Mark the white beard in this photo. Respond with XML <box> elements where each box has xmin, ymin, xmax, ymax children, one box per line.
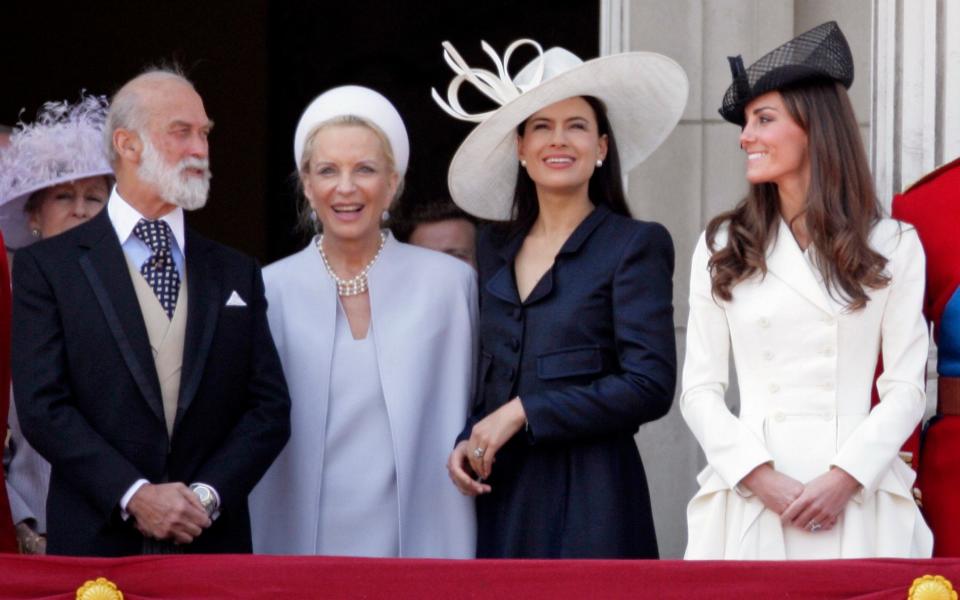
<box><xmin>138</xmin><ymin>137</ymin><xmax>211</xmax><ymax>211</ymax></box>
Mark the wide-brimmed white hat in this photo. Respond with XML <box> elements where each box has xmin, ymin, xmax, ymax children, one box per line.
<box><xmin>433</xmin><ymin>39</ymin><xmax>688</xmax><ymax>220</ymax></box>
<box><xmin>293</xmin><ymin>85</ymin><xmax>410</xmax><ymax>176</ymax></box>
<box><xmin>0</xmin><ymin>94</ymin><xmax>112</xmax><ymax>248</ymax></box>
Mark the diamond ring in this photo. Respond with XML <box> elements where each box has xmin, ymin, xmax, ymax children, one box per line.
<box><xmin>473</xmin><ymin>447</ymin><xmax>486</xmax><ymax>459</ymax></box>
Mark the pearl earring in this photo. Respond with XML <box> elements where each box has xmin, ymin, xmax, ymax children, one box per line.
<box><xmin>381</xmin><ymin>209</ymin><xmax>390</xmax><ymax>222</ymax></box>
<box><xmin>31</xmin><ymin>228</ymin><xmax>41</xmax><ymax>239</ymax></box>
<box><xmin>519</xmin><ymin>159</ymin><xmax>527</xmax><ymax>168</ymax></box>
<box><xmin>596</xmin><ymin>159</ymin><xmax>603</xmax><ymax>168</ymax></box>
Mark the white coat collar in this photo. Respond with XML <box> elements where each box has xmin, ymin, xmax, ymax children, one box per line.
<box><xmin>764</xmin><ymin>218</ymin><xmax>836</xmax><ymax>315</ymax></box>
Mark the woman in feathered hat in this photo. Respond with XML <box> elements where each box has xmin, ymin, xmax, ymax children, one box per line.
<box><xmin>681</xmin><ymin>22</ymin><xmax>932</xmax><ymax>559</ymax></box>
<box><xmin>0</xmin><ymin>95</ymin><xmax>113</xmax><ymax>249</ymax></box>
<box><xmin>0</xmin><ymin>94</ymin><xmax>113</xmax><ymax>554</ymax></box>
<box><xmin>435</xmin><ymin>39</ymin><xmax>687</xmax><ymax>558</ymax></box>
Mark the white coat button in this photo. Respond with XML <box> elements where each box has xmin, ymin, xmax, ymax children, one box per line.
<box><xmin>822</xmin><ymin>412</ymin><xmax>833</xmax><ymax>421</ymax></box>
<box><xmin>759</xmin><ymin>317</ymin><xmax>771</xmax><ymax>329</ymax></box>
<box><xmin>773</xmin><ymin>411</ymin><xmax>786</xmax><ymax>422</ymax></box>
<box><xmin>821</xmin><ymin>315</ymin><xmax>835</xmax><ymax>325</ymax></box>
<box><xmin>768</xmin><ymin>383</ymin><xmax>780</xmax><ymax>393</ymax></box>
<box><xmin>763</xmin><ymin>350</ymin><xmax>775</xmax><ymax>361</ymax></box>
<box><xmin>822</xmin><ymin>381</ymin><xmax>834</xmax><ymax>391</ymax></box>
<box><xmin>822</xmin><ymin>346</ymin><xmax>835</xmax><ymax>357</ymax></box>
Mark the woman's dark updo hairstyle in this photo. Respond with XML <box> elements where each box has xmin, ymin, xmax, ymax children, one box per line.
<box><xmin>509</xmin><ymin>95</ymin><xmax>631</xmax><ymax>235</ymax></box>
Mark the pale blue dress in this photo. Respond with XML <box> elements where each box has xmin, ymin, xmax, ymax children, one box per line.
<box><xmin>316</xmin><ymin>304</ymin><xmax>400</xmax><ymax>557</ymax></box>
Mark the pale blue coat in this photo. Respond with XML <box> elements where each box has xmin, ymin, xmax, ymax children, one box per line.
<box><xmin>249</xmin><ymin>234</ymin><xmax>477</xmax><ymax>557</ymax></box>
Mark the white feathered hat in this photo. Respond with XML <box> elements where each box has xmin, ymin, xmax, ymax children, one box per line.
<box><xmin>433</xmin><ymin>39</ymin><xmax>688</xmax><ymax>220</ymax></box>
<box><xmin>0</xmin><ymin>94</ymin><xmax>113</xmax><ymax>248</ymax></box>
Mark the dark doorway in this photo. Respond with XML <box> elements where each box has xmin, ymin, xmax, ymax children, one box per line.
<box><xmin>2</xmin><ymin>1</ymin><xmax>599</xmax><ymax>263</ymax></box>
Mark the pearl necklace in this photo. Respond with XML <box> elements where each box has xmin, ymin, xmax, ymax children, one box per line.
<box><xmin>315</xmin><ymin>231</ymin><xmax>387</xmax><ymax>296</ymax></box>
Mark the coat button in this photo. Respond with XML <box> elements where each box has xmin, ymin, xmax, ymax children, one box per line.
<box><xmin>763</xmin><ymin>350</ymin><xmax>774</xmax><ymax>361</ymax></box>
<box><xmin>510</xmin><ymin>308</ymin><xmax>522</xmax><ymax>320</ymax></box>
<box><xmin>822</xmin><ymin>381</ymin><xmax>834</xmax><ymax>391</ymax></box>
<box><xmin>508</xmin><ymin>366</ymin><xmax>516</xmax><ymax>379</ymax></box>
<box><xmin>822</xmin><ymin>412</ymin><xmax>833</xmax><ymax>421</ymax></box>
<box><xmin>821</xmin><ymin>345</ymin><xmax>835</xmax><ymax>357</ymax></box>
<box><xmin>759</xmin><ymin>317</ymin><xmax>771</xmax><ymax>329</ymax></box>
<box><xmin>821</xmin><ymin>315</ymin><xmax>835</xmax><ymax>325</ymax></box>
<box><xmin>509</xmin><ymin>338</ymin><xmax>520</xmax><ymax>352</ymax></box>
<box><xmin>773</xmin><ymin>411</ymin><xmax>785</xmax><ymax>422</ymax></box>
<box><xmin>768</xmin><ymin>383</ymin><xmax>780</xmax><ymax>394</ymax></box>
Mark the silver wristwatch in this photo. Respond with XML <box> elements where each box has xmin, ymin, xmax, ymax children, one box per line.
<box><xmin>190</xmin><ymin>483</ymin><xmax>218</xmax><ymax>516</ymax></box>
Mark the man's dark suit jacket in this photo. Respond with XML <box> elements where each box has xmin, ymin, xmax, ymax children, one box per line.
<box><xmin>11</xmin><ymin>209</ymin><xmax>290</xmax><ymax>556</ymax></box>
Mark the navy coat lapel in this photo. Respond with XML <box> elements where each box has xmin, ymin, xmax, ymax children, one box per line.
<box><xmin>487</xmin><ymin>206</ymin><xmax>611</xmax><ymax>306</ymax></box>
<box><xmin>175</xmin><ymin>230</ymin><xmax>221</xmax><ymax>429</ymax></box>
<box><xmin>486</xmin><ymin>231</ymin><xmax>525</xmax><ymax>306</ymax></box>
<box><xmin>77</xmin><ymin>210</ymin><xmax>165</xmax><ymax>425</ymax></box>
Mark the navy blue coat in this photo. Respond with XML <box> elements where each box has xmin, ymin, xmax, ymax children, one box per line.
<box><xmin>463</xmin><ymin>205</ymin><xmax>676</xmax><ymax>558</ymax></box>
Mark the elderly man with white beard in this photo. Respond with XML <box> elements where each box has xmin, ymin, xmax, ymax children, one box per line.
<box><xmin>10</xmin><ymin>68</ymin><xmax>290</xmax><ymax>556</ymax></box>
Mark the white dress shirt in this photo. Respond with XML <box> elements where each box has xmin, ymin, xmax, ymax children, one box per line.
<box><xmin>108</xmin><ymin>188</ymin><xmax>220</xmax><ymax>517</ymax></box>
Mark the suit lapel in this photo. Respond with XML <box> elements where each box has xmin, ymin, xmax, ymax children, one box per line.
<box><xmin>485</xmin><ymin>232</ymin><xmax>525</xmax><ymax>306</ymax></box>
<box><xmin>487</xmin><ymin>206</ymin><xmax>610</xmax><ymax>306</ymax></box>
<box><xmin>175</xmin><ymin>230</ymin><xmax>221</xmax><ymax>430</ymax></box>
<box><xmin>77</xmin><ymin>211</ymin><xmax>165</xmax><ymax>425</ymax></box>
<box><xmin>765</xmin><ymin>219</ymin><xmax>836</xmax><ymax>315</ymax></box>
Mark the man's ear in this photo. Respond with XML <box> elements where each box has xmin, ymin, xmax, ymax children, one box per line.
<box><xmin>114</xmin><ymin>128</ymin><xmax>143</xmax><ymax>164</ymax></box>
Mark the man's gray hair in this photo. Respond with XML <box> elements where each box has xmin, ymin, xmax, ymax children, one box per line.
<box><xmin>104</xmin><ymin>65</ymin><xmax>195</xmax><ymax>164</ymax></box>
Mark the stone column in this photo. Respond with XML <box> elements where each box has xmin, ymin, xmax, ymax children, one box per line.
<box><xmin>872</xmin><ymin>0</ymin><xmax>960</xmax><ymax>203</ymax></box>
<box><xmin>610</xmin><ymin>0</ymin><xmax>872</xmax><ymax>558</ymax></box>
<box><xmin>609</xmin><ymin>0</ymin><xmax>795</xmax><ymax>559</ymax></box>
<box><xmin>872</xmin><ymin>0</ymin><xmax>960</xmax><ymax>418</ymax></box>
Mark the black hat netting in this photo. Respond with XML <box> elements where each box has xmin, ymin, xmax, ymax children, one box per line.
<box><xmin>719</xmin><ymin>21</ymin><xmax>854</xmax><ymax>126</ymax></box>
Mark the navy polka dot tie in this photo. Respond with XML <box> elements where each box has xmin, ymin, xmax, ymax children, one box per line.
<box><xmin>134</xmin><ymin>219</ymin><xmax>180</xmax><ymax>319</ymax></box>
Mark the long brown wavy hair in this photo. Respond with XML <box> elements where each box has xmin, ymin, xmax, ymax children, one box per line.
<box><xmin>705</xmin><ymin>80</ymin><xmax>889</xmax><ymax>310</ymax></box>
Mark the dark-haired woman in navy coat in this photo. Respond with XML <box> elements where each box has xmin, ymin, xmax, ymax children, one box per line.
<box><xmin>437</xmin><ymin>39</ymin><xmax>685</xmax><ymax>557</ymax></box>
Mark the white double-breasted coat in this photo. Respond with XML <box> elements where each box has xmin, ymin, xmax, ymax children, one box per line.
<box><xmin>681</xmin><ymin>218</ymin><xmax>933</xmax><ymax>559</ymax></box>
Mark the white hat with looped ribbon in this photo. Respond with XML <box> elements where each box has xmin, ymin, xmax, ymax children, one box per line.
<box><xmin>433</xmin><ymin>39</ymin><xmax>689</xmax><ymax>220</ymax></box>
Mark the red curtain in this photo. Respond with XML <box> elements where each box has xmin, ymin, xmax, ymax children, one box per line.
<box><xmin>0</xmin><ymin>233</ymin><xmax>18</xmax><ymax>553</ymax></box>
<box><xmin>0</xmin><ymin>555</ymin><xmax>957</xmax><ymax>599</ymax></box>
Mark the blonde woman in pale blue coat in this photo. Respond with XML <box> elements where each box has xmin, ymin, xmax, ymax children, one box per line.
<box><xmin>249</xmin><ymin>86</ymin><xmax>477</xmax><ymax>558</ymax></box>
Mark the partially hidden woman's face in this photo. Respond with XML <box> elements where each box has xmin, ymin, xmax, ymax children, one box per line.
<box><xmin>739</xmin><ymin>91</ymin><xmax>809</xmax><ymax>188</ymax></box>
<box><xmin>302</xmin><ymin>124</ymin><xmax>398</xmax><ymax>242</ymax></box>
<box><xmin>517</xmin><ymin>96</ymin><xmax>607</xmax><ymax>194</ymax></box>
<box><xmin>28</xmin><ymin>175</ymin><xmax>110</xmax><ymax>239</ymax></box>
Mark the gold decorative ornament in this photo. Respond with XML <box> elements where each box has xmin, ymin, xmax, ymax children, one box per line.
<box><xmin>909</xmin><ymin>575</ymin><xmax>957</xmax><ymax>600</ymax></box>
<box><xmin>76</xmin><ymin>577</ymin><xmax>124</xmax><ymax>600</ymax></box>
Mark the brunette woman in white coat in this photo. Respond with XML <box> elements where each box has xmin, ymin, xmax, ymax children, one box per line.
<box><xmin>681</xmin><ymin>22</ymin><xmax>932</xmax><ymax>559</ymax></box>
<box><xmin>249</xmin><ymin>86</ymin><xmax>477</xmax><ymax>558</ymax></box>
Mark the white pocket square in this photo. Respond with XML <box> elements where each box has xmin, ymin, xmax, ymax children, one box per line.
<box><xmin>225</xmin><ymin>290</ymin><xmax>247</xmax><ymax>307</ymax></box>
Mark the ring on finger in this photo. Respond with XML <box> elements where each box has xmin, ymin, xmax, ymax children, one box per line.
<box><xmin>473</xmin><ymin>447</ymin><xmax>485</xmax><ymax>459</ymax></box>
<box><xmin>807</xmin><ymin>520</ymin><xmax>822</xmax><ymax>533</ymax></box>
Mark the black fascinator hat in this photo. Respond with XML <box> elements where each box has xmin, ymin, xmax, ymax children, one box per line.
<box><xmin>719</xmin><ymin>21</ymin><xmax>854</xmax><ymax>126</ymax></box>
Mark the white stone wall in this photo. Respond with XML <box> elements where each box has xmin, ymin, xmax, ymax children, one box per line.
<box><xmin>610</xmin><ymin>0</ymin><xmax>872</xmax><ymax>558</ymax></box>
